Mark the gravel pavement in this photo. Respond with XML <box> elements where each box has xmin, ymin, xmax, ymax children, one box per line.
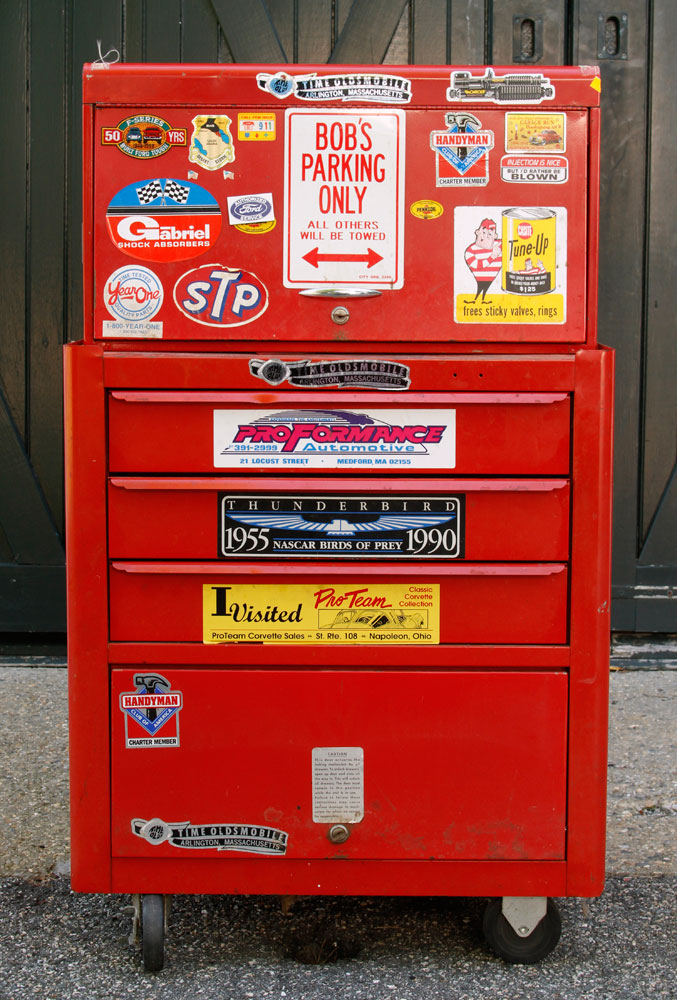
<box><xmin>0</xmin><ymin>647</ymin><xmax>674</xmax><ymax>997</ymax></box>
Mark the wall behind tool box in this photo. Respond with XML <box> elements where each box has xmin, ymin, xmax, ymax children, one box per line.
<box><xmin>0</xmin><ymin>0</ymin><xmax>674</xmax><ymax>634</ymax></box>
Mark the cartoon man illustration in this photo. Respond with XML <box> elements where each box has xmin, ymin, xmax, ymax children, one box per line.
<box><xmin>464</xmin><ymin>218</ymin><xmax>502</xmax><ymax>303</ymax></box>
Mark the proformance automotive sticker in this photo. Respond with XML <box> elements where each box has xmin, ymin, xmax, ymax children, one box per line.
<box><xmin>213</xmin><ymin>408</ymin><xmax>456</xmax><ymax>470</ymax></box>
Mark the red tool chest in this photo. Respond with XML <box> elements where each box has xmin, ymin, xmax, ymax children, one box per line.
<box><xmin>65</xmin><ymin>63</ymin><xmax>613</xmax><ymax>970</ymax></box>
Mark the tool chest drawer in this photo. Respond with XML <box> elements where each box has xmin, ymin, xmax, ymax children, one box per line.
<box><xmin>109</xmin><ymin>562</ymin><xmax>568</xmax><ymax>645</ymax></box>
<box><xmin>108</xmin><ymin>477</ymin><xmax>570</xmax><ymax>561</ymax></box>
<box><xmin>107</xmin><ymin>391</ymin><xmax>571</xmax><ymax>475</ymax></box>
<box><xmin>111</xmin><ymin>668</ymin><xmax>568</xmax><ymax>861</ymax></box>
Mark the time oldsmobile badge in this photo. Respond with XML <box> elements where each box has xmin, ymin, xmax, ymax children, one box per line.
<box><xmin>203</xmin><ymin>583</ymin><xmax>440</xmax><ymax>644</ymax></box>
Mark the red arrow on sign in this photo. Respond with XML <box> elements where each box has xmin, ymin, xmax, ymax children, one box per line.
<box><xmin>302</xmin><ymin>246</ymin><xmax>384</xmax><ymax>268</ymax></box>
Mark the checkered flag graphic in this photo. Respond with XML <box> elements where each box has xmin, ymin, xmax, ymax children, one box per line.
<box><xmin>163</xmin><ymin>180</ymin><xmax>191</xmax><ymax>204</ymax></box>
<box><xmin>135</xmin><ymin>179</ymin><xmax>164</xmax><ymax>205</ymax></box>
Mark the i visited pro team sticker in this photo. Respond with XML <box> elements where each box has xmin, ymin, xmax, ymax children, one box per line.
<box><xmin>106</xmin><ymin>177</ymin><xmax>221</xmax><ymax>262</ymax></box>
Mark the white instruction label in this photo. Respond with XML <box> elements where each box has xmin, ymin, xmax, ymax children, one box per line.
<box><xmin>312</xmin><ymin>747</ymin><xmax>364</xmax><ymax>824</ymax></box>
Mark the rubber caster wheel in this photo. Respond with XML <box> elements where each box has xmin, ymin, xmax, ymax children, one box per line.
<box><xmin>483</xmin><ymin>898</ymin><xmax>561</xmax><ymax>964</ymax></box>
<box><xmin>141</xmin><ymin>894</ymin><xmax>165</xmax><ymax>972</ymax></box>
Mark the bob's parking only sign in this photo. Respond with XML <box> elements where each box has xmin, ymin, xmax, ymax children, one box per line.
<box><xmin>283</xmin><ymin>110</ymin><xmax>405</xmax><ymax>288</ymax></box>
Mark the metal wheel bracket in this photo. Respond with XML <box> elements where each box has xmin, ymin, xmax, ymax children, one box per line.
<box><xmin>126</xmin><ymin>893</ymin><xmax>141</xmax><ymax>946</ymax></box>
<box><xmin>501</xmin><ymin>896</ymin><xmax>548</xmax><ymax>937</ymax></box>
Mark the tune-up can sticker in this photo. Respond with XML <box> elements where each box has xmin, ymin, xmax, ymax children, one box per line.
<box><xmin>173</xmin><ymin>264</ymin><xmax>268</xmax><ymax>328</ymax></box>
<box><xmin>454</xmin><ymin>206</ymin><xmax>566</xmax><ymax>324</ymax></box>
<box><xmin>218</xmin><ymin>493</ymin><xmax>464</xmax><ymax>560</ymax></box>
<box><xmin>213</xmin><ymin>408</ymin><xmax>456</xmax><ymax>470</ymax></box>
<box><xmin>203</xmin><ymin>582</ymin><xmax>440</xmax><ymax>644</ymax></box>
<box><xmin>106</xmin><ymin>177</ymin><xmax>221</xmax><ymax>262</ymax></box>
<box><xmin>119</xmin><ymin>673</ymin><xmax>182</xmax><ymax>748</ymax></box>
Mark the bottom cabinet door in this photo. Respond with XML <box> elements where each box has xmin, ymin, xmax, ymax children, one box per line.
<box><xmin>112</xmin><ymin>669</ymin><xmax>567</xmax><ymax>861</ymax></box>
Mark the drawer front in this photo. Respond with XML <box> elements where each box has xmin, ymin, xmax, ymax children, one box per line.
<box><xmin>109</xmin><ymin>563</ymin><xmax>568</xmax><ymax>645</ymax></box>
<box><xmin>107</xmin><ymin>391</ymin><xmax>570</xmax><ymax>474</ymax></box>
<box><xmin>111</xmin><ymin>669</ymin><xmax>567</xmax><ymax>861</ymax></box>
<box><xmin>108</xmin><ymin>478</ymin><xmax>570</xmax><ymax>561</ymax></box>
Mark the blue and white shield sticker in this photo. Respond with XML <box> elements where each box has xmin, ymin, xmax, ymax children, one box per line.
<box><xmin>119</xmin><ymin>673</ymin><xmax>183</xmax><ymax>748</ymax></box>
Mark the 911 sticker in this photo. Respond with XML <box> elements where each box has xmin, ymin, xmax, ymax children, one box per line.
<box><xmin>219</xmin><ymin>494</ymin><xmax>464</xmax><ymax>559</ymax></box>
<box><xmin>203</xmin><ymin>582</ymin><xmax>440</xmax><ymax>644</ymax></box>
<box><xmin>213</xmin><ymin>408</ymin><xmax>455</xmax><ymax>470</ymax></box>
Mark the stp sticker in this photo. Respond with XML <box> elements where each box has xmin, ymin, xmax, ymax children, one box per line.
<box><xmin>430</xmin><ymin>113</ymin><xmax>493</xmax><ymax>187</ymax></box>
<box><xmin>119</xmin><ymin>673</ymin><xmax>182</xmax><ymax>748</ymax></box>
<box><xmin>132</xmin><ymin>818</ymin><xmax>288</xmax><ymax>854</ymax></box>
<box><xmin>203</xmin><ymin>582</ymin><xmax>440</xmax><ymax>644</ymax></box>
<box><xmin>213</xmin><ymin>408</ymin><xmax>455</xmax><ymax>470</ymax></box>
<box><xmin>283</xmin><ymin>110</ymin><xmax>405</xmax><ymax>288</ymax></box>
<box><xmin>173</xmin><ymin>264</ymin><xmax>268</xmax><ymax>328</ymax></box>
<box><xmin>227</xmin><ymin>193</ymin><xmax>275</xmax><ymax>226</ymax></box>
<box><xmin>103</xmin><ymin>265</ymin><xmax>163</xmax><ymax>322</ymax></box>
<box><xmin>101</xmin><ymin>115</ymin><xmax>186</xmax><ymax>158</ymax></box>
<box><xmin>106</xmin><ymin>177</ymin><xmax>221</xmax><ymax>262</ymax></box>
<box><xmin>218</xmin><ymin>493</ymin><xmax>464</xmax><ymax>560</ymax></box>
<box><xmin>188</xmin><ymin>115</ymin><xmax>235</xmax><ymax>171</ymax></box>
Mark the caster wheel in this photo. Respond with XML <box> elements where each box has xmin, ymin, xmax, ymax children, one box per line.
<box><xmin>142</xmin><ymin>894</ymin><xmax>165</xmax><ymax>972</ymax></box>
<box><xmin>483</xmin><ymin>898</ymin><xmax>561</xmax><ymax>964</ymax></box>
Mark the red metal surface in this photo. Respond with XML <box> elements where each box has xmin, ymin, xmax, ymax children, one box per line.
<box><xmin>108</xmin><ymin>476</ymin><xmax>569</xmax><ymax>561</ymax></box>
<box><xmin>108</xmin><ymin>561</ymin><xmax>567</xmax><ymax>645</ymax></box>
<box><xmin>66</xmin><ymin>63</ymin><xmax>613</xmax><ymax>910</ymax></box>
<box><xmin>107</xmin><ymin>391</ymin><xmax>570</xmax><ymax>474</ymax></box>
<box><xmin>111</xmin><ymin>669</ymin><xmax>568</xmax><ymax>861</ymax></box>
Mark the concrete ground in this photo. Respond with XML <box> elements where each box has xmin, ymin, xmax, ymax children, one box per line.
<box><xmin>0</xmin><ymin>640</ymin><xmax>674</xmax><ymax>998</ymax></box>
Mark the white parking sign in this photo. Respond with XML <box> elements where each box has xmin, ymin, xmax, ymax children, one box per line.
<box><xmin>283</xmin><ymin>110</ymin><xmax>405</xmax><ymax>288</ymax></box>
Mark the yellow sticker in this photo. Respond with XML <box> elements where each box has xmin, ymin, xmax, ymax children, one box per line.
<box><xmin>203</xmin><ymin>583</ymin><xmax>440</xmax><ymax>644</ymax></box>
<box><xmin>238</xmin><ymin>113</ymin><xmax>276</xmax><ymax>141</ymax></box>
<box><xmin>505</xmin><ymin>113</ymin><xmax>566</xmax><ymax>153</ymax></box>
<box><xmin>234</xmin><ymin>220</ymin><xmax>277</xmax><ymax>235</ymax></box>
<box><xmin>456</xmin><ymin>292</ymin><xmax>565</xmax><ymax>324</ymax></box>
<box><xmin>590</xmin><ymin>76</ymin><xmax>602</xmax><ymax>93</ymax></box>
<box><xmin>410</xmin><ymin>199</ymin><xmax>444</xmax><ymax>220</ymax></box>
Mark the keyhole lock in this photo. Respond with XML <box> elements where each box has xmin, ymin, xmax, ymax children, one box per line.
<box><xmin>328</xmin><ymin>824</ymin><xmax>350</xmax><ymax>844</ymax></box>
<box><xmin>331</xmin><ymin>306</ymin><xmax>350</xmax><ymax>325</ymax></box>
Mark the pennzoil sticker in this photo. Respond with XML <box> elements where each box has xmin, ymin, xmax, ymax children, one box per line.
<box><xmin>430</xmin><ymin>113</ymin><xmax>493</xmax><ymax>187</ymax></box>
<box><xmin>219</xmin><ymin>493</ymin><xmax>464</xmax><ymax>560</ymax></box>
<box><xmin>101</xmin><ymin>116</ymin><xmax>187</xmax><ymax>158</ymax></box>
<box><xmin>132</xmin><ymin>818</ymin><xmax>288</xmax><ymax>855</ymax></box>
<box><xmin>213</xmin><ymin>408</ymin><xmax>456</xmax><ymax>470</ymax></box>
<box><xmin>235</xmin><ymin>221</ymin><xmax>276</xmax><ymax>235</ymax></box>
<box><xmin>410</xmin><ymin>200</ymin><xmax>443</xmax><ymax>219</ymax></box>
<box><xmin>119</xmin><ymin>673</ymin><xmax>182</xmax><ymax>748</ymax></box>
<box><xmin>447</xmin><ymin>68</ymin><xmax>554</xmax><ymax>104</ymax></box>
<box><xmin>257</xmin><ymin>71</ymin><xmax>412</xmax><ymax>104</ymax></box>
<box><xmin>249</xmin><ymin>358</ymin><xmax>410</xmax><ymax>390</ymax></box>
<box><xmin>203</xmin><ymin>582</ymin><xmax>440</xmax><ymax>644</ymax></box>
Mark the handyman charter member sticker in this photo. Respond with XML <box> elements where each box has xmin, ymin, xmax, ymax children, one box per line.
<box><xmin>203</xmin><ymin>583</ymin><xmax>440</xmax><ymax>644</ymax></box>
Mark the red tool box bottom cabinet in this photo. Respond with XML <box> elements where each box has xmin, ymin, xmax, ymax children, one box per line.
<box><xmin>64</xmin><ymin>345</ymin><xmax>613</xmax><ymax>968</ymax></box>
